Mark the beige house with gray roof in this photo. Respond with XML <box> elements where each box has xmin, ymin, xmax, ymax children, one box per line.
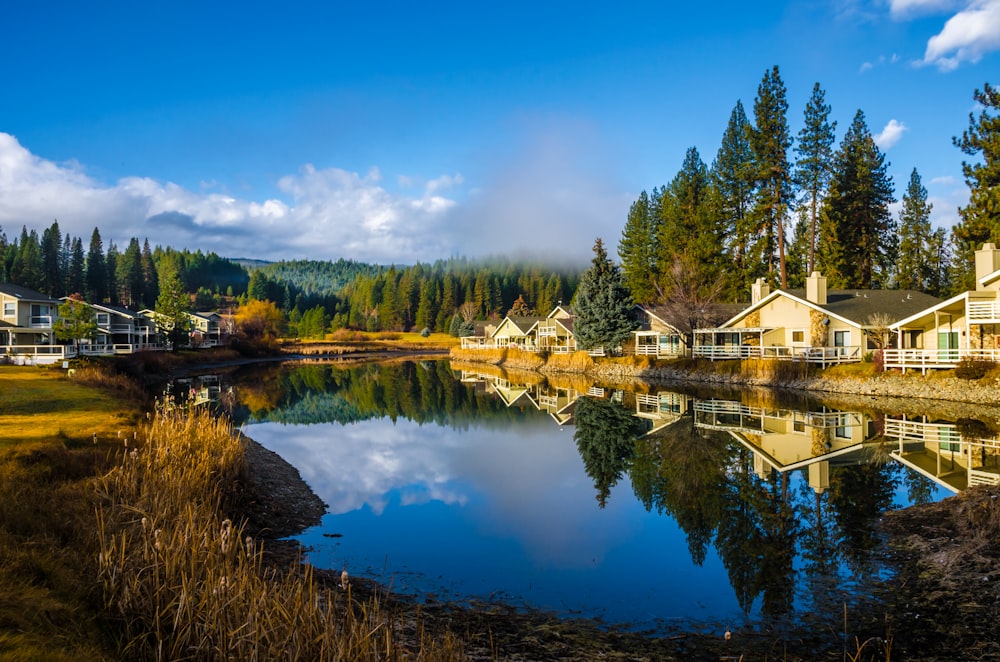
<box><xmin>886</xmin><ymin>243</ymin><xmax>1000</xmax><ymax>373</ymax></box>
<box><xmin>693</xmin><ymin>272</ymin><xmax>940</xmax><ymax>366</ymax></box>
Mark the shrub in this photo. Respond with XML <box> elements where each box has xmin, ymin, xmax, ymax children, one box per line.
<box><xmin>955</xmin><ymin>358</ymin><xmax>996</xmax><ymax>380</ymax></box>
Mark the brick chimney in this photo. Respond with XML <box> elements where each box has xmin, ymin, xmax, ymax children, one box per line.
<box><xmin>975</xmin><ymin>243</ymin><xmax>1000</xmax><ymax>291</ymax></box>
<box><xmin>751</xmin><ymin>277</ymin><xmax>771</xmax><ymax>304</ymax></box>
<box><xmin>806</xmin><ymin>271</ymin><xmax>827</xmax><ymax>305</ymax></box>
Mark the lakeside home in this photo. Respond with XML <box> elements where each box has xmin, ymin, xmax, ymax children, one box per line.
<box><xmin>887</xmin><ymin>243</ymin><xmax>1000</xmax><ymax>374</ymax></box>
<box><xmin>692</xmin><ymin>272</ymin><xmax>939</xmax><ymax>367</ymax></box>
<box><xmin>460</xmin><ymin>305</ymin><xmax>578</xmax><ymax>353</ymax></box>
<box><xmin>74</xmin><ymin>300</ymin><xmax>160</xmax><ymax>355</ymax></box>
<box><xmin>0</xmin><ymin>284</ymin><xmax>66</xmax><ymax>364</ymax></box>
<box><xmin>633</xmin><ymin>304</ymin><xmax>687</xmax><ymax>358</ymax></box>
<box><xmin>0</xmin><ymin>283</ymin><xmax>228</xmax><ymax>364</ymax></box>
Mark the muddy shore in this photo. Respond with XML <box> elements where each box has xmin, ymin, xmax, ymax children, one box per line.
<box><xmin>215</xmin><ymin>349</ymin><xmax>1000</xmax><ymax>659</ymax></box>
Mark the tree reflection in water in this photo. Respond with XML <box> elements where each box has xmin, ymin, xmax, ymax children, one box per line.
<box><xmin>228</xmin><ymin>360</ymin><xmax>959</xmax><ymax>625</ymax></box>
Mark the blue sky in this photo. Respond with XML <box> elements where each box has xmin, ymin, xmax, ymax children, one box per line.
<box><xmin>1</xmin><ymin>1</ymin><xmax>997</xmax><ymax>265</ymax></box>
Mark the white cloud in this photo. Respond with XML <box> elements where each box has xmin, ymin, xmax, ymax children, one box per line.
<box><xmin>874</xmin><ymin>119</ymin><xmax>908</xmax><ymax>148</ymax></box>
<box><xmin>929</xmin><ymin>175</ymin><xmax>958</xmax><ymax>186</ymax></box>
<box><xmin>0</xmin><ymin>122</ymin><xmax>626</xmax><ymax>265</ymax></box>
<box><xmin>0</xmin><ymin>132</ymin><xmax>461</xmax><ymax>263</ymax></box>
<box><xmin>919</xmin><ymin>0</ymin><xmax>1000</xmax><ymax>70</ymax></box>
<box><xmin>859</xmin><ymin>53</ymin><xmax>902</xmax><ymax>72</ymax></box>
<box><xmin>889</xmin><ymin>0</ymin><xmax>964</xmax><ymax>19</ymax></box>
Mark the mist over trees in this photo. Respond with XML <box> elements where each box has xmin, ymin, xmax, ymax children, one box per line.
<box><xmin>0</xmin><ymin>219</ymin><xmax>581</xmax><ymax>338</ymax></box>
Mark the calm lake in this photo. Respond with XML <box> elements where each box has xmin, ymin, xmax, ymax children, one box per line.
<box><xmin>197</xmin><ymin>360</ymin><xmax>990</xmax><ymax>632</ymax></box>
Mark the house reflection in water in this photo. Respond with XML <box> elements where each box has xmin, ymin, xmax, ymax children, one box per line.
<box><xmin>634</xmin><ymin>391</ymin><xmax>692</xmax><ymax>433</ymax></box>
<box><xmin>884</xmin><ymin>416</ymin><xmax>1000</xmax><ymax>493</ymax></box>
<box><xmin>458</xmin><ymin>368</ymin><xmax>580</xmax><ymax>425</ymax></box>
<box><xmin>458</xmin><ymin>364</ymin><xmax>1000</xmax><ymax>497</ymax></box>
<box><xmin>692</xmin><ymin>399</ymin><xmax>877</xmax><ymax>493</ymax></box>
<box><xmin>174</xmin><ymin>374</ymin><xmax>225</xmax><ymax>407</ymax></box>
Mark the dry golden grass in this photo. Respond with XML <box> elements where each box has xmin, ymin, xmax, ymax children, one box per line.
<box><xmin>823</xmin><ymin>361</ymin><xmax>878</xmax><ymax>379</ymax></box>
<box><xmin>96</xmin><ymin>401</ymin><xmax>464</xmax><ymax>660</ymax></box>
<box><xmin>0</xmin><ymin>364</ymin><xmax>141</xmax><ymax>660</ymax></box>
<box><xmin>449</xmin><ymin>347</ymin><xmax>507</xmax><ymax>364</ymax></box>
<box><xmin>542</xmin><ymin>350</ymin><xmax>595</xmax><ymax>372</ymax></box>
<box><xmin>500</xmin><ymin>347</ymin><xmax>546</xmax><ymax>370</ymax></box>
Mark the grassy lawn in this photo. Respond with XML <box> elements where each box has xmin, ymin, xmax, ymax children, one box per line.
<box><xmin>0</xmin><ymin>366</ymin><xmax>133</xmax><ymax>446</ymax></box>
<box><xmin>0</xmin><ymin>365</ymin><xmax>141</xmax><ymax>660</ymax></box>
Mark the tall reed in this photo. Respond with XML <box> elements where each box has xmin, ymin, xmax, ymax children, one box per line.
<box><xmin>95</xmin><ymin>399</ymin><xmax>463</xmax><ymax>660</ymax></box>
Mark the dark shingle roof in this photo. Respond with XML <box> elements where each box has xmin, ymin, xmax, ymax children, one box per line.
<box><xmin>0</xmin><ymin>283</ymin><xmax>58</xmax><ymax>302</ymax></box>
<box><xmin>783</xmin><ymin>289</ymin><xmax>941</xmax><ymax>324</ymax></box>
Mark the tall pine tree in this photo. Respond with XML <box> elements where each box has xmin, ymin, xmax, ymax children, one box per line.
<box><xmin>951</xmin><ymin>83</ymin><xmax>1000</xmax><ymax>292</ymax></box>
<box><xmin>657</xmin><ymin>147</ymin><xmax>723</xmax><ymax>299</ymax></box>
<box><xmin>618</xmin><ymin>189</ymin><xmax>661</xmax><ymax>304</ymax></box>
<box><xmin>66</xmin><ymin>236</ymin><xmax>86</xmax><ymax>296</ymax></box>
<box><xmin>40</xmin><ymin>220</ymin><xmax>64</xmax><ymax>297</ymax></box>
<box><xmin>86</xmin><ymin>228</ymin><xmax>108</xmax><ymax>303</ymax></box>
<box><xmin>819</xmin><ymin>110</ymin><xmax>896</xmax><ymax>289</ymax></box>
<box><xmin>712</xmin><ymin>101</ymin><xmax>758</xmax><ymax>299</ymax></box>
<box><xmin>793</xmin><ymin>82</ymin><xmax>836</xmax><ymax>277</ymax></box>
<box><xmin>750</xmin><ymin>65</ymin><xmax>793</xmax><ymax>288</ymax></box>
<box><xmin>896</xmin><ymin>168</ymin><xmax>933</xmax><ymax>291</ymax></box>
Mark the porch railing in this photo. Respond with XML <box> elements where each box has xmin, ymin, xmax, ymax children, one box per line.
<box><xmin>692</xmin><ymin>344</ymin><xmax>861</xmax><ymax>364</ymax></box>
<box><xmin>882</xmin><ymin>348</ymin><xmax>1000</xmax><ymax>373</ymax></box>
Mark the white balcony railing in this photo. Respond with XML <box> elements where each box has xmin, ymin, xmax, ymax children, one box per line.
<box><xmin>28</xmin><ymin>315</ymin><xmax>53</xmax><ymax>328</ymax></box>
<box><xmin>883</xmin><ymin>348</ymin><xmax>1000</xmax><ymax>373</ymax></box>
<box><xmin>692</xmin><ymin>344</ymin><xmax>861</xmax><ymax>365</ymax></box>
<box><xmin>967</xmin><ymin>300</ymin><xmax>1000</xmax><ymax>322</ymax></box>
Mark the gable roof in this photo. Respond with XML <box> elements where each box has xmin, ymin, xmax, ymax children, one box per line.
<box><xmin>0</xmin><ymin>283</ymin><xmax>59</xmax><ymax>303</ymax></box>
<box><xmin>490</xmin><ymin>316</ymin><xmax>543</xmax><ymax>338</ymax></box>
<box><xmin>889</xmin><ymin>290</ymin><xmax>972</xmax><ymax>329</ymax></box>
<box><xmin>638</xmin><ymin>302</ymin><xmax>744</xmax><ymax>332</ymax></box>
<box><xmin>85</xmin><ymin>301</ymin><xmax>144</xmax><ymax>318</ymax></box>
<box><xmin>634</xmin><ymin>304</ymin><xmax>682</xmax><ymax>333</ymax></box>
<box><xmin>725</xmin><ymin>288</ymin><xmax>941</xmax><ymax>328</ymax></box>
<box><xmin>547</xmin><ymin>304</ymin><xmax>574</xmax><ymax>319</ymax></box>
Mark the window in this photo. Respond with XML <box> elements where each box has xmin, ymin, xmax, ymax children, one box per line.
<box><xmin>96</xmin><ymin>313</ymin><xmax>110</xmax><ymax>325</ymax></box>
<box><xmin>791</xmin><ymin>330</ymin><xmax>804</xmax><ymax>343</ymax></box>
<box><xmin>2</xmin><ymin>302</ymin><xmax>14</xmax><ymax>317</ymax></box>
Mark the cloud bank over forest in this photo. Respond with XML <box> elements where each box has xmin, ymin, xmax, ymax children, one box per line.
<box><xmin>0</xmin><ymin>132</ymin><xmax>620</xmax><ymax>265</ymax></box>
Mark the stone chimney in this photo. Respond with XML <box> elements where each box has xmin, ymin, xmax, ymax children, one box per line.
<box><xmin>975</xmin><ymin>243</ymin><xmax>1000</xmax><ymax>291</ymax></box>
<box><xmin>806</xmin><ymin>271</ymin><xmax>827</xmax><ymax>305</ymax></box>
<box><xmin>751</xmin><ymin>277</ymin><xmax>771</xmax><ymax>304</ymax></box>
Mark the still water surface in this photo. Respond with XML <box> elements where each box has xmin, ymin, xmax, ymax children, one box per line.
<box><xmin>217</xmin><ymin>360</ymin><xmax>984</xmax><ymax>631</ymax></box>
